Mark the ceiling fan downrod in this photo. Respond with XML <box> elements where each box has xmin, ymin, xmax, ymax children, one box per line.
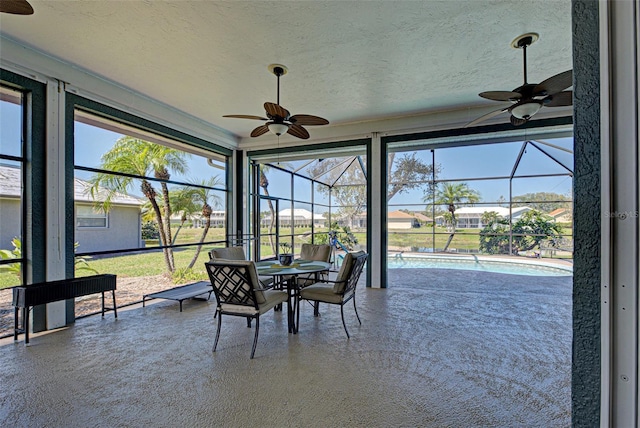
<box><xmin>511</xmin><ymin>33</ymin><xmax>538</xmax><ymax>86</ymax></box>
<box><xmin>273</xmin><ymin>66</ymin><xmax>285</xmax><ymax>106</ymax></box>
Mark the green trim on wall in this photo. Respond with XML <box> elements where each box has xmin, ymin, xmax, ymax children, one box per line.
<box><xmin>381</xmin><ymin>116</ymin><xmax>573</xmax><ymax>145</ymax></box>
<box><xmin>379</xmin><ymin>140</ymin><xmax>388</xmax><ymax>289</ymax></box>
<box><xmin>234</xmin><ymin>151</ymin><xmax>244</xmax><ymax>243</ymax></box>
<box><xmin>67</xmin><ymin>93</ymin><xmax>233</xmax><ymax>157</ymax></box>
<box><xmin>1</xmin><ymin>69</ymin><xmax>48</xmax><ymax>331</ymax></box>
<box><xmin>64</xmin><ymin>96</ymin><xmax>76</xmax><ymax>323</ymax></box>
<box><xmin>65</xmin><ymin>92</ymin><xmax>232</xmax><ymax>320</ymax></box>
<box><xmin>246</xmin><ymin>138</ymin><xmax>370</xmax><ymax>158</ymax></box>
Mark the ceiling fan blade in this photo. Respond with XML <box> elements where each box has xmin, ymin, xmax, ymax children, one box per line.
<box><xmin>223</xmin><ymin>114</ymin><xmax>268</xmax><ymax>121</ymax></box>
<box><xmin>287</xmin><ymin>124</ymin><xmax>310</xmax><ymax>140</ymax></box>
<box><xmin>0</xmin><ymin>0</ymin><xmax>33</xmax><ymax>14</ymax></box>
<box><xmin>464</xmin><ymin>106</ymin><xmax>510</xmax><ymax>128</ymax></box>
<box><xmin>545</xmin><ymin>91</ymin><xmax>573</xmax><ymax>107</ymax></box>
<box><xmin>534</xmin><ymin>70</ymin><xmax>573</xmax><ymax>96</ymax></box>
<box><xmin>510</xmin><ymin>115</ymin><xmax>528</xmax><ymax>126</ymax></box>
<box><xmin>289</xmin><ymin>114</ymin><xmax>329</xmax><ymax>126</ymax></box>
<box><xmin>250</xmin><ymin>124</ymin><xmax>270</xmax><ymax>137</ymax></box>
<box><xmin>264</xmin><ymin>102</ymin><xmax>290</xmax><ymax>120</ymax></box>
<box><xmin>479</xmin><ymin>91</ymin><xmax>521</xmax><ymax>102</ymax></box>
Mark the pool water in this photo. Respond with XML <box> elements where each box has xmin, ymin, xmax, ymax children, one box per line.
<box><xmin>387</xmin><ymin>255</ymin><xmax>572</xmax><ymax>277</ymax></box>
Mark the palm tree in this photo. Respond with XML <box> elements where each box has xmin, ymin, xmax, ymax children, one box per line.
<box><xmin>425</xmin><ymin>182</ymin><xmax>480</xmax><ymax>231</ymax></box>
<box><xmin>89</xmin><ymin>137</ymin><xmax>187</xmax><ymax>273</ymax></box>
<box><xmin>175</xmin><ymin>176</ymin><xmax>224</xmax><ymax>269</ymax></box>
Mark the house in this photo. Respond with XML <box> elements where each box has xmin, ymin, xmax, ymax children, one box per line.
<box><xmin>170</xmin><ymin>210</ymin><xmax>226</xmax><ymax>228</ymax></box>
<box><xmin>0</xmin><ymin>164</ymin><xmax>143</xmax><ymax>252</ymax></box>
<box><xmin>388</xmin><ymin>210</ymin><xmax>420</xmax><ymax>229</ymax></box>
<box><xmin>261</xmin><ymin>208</ymin><xmax>326</xmax><ymax>228</ymax></box>
<box><xmin>548</xmin><ymin>208</ymin><xmax>572</xmax><ymax>223</ymax></box>
<box><xmin>434</xmin><ymin>206</ymin><xmax>531</xmax><ymax>229</ymax></box>
<box><xmin>411</xmin><ymin>212</ymin><xmax>432</xmax><ymax>224</ymax></box>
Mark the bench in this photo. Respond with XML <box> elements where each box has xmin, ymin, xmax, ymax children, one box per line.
<box><xmin>13</xmin><ymin>274</ymin><xmax>117</xmax><ymax>344</ymax></box>
<box><xmin>142</xmin><ymin>281</ymin><xmax>213</xmax><ymax>312</ymax></box>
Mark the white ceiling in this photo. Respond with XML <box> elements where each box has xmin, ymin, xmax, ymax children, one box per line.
<box><xmin>0</xmin><ymin>0</ymin><xmax>573</xmax><ymax>146</ymax></box>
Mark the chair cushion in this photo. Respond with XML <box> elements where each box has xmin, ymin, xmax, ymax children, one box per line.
<box><xmin>300</xmin><ymin>244</ymin><xmax>331</xmax><ymax>262</ymax></box>
<box><xmin>221</xmin><ymin>289</ymin><xmax>287</xmax><ymax>315</ymax></box>
<box><xmin>210</xmin><ymin>247</ymin><xmax>246</xmax><ymax>261</ymax></box>
<box><xmin>333</xmin><ymin>251</ymin><xmax>366</xmax><ymax>293</ymax></box>
<box><xmin>257</xmin><ymin>289</ymin><xmax>288</xmax><ymax>314</ymax></box>
<box><xmin>299</xmin><ymin>283</ymin><xmax>343</xmax><ymax>304</ymax></box>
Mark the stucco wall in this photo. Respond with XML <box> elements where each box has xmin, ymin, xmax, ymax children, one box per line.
<box><xmin>74</xmin><ymin>204</ymin><xmax>141</xmax><ymax>253</ymax></box>
<box><xmin>572</xmin><ymin>0</ymin><xmax>601</xmax><ymax>426</ymax></box>
<box><xmin>0</xmin><ymin>198</ymin><xmax>21</xmax><ymax>249</ymax></box>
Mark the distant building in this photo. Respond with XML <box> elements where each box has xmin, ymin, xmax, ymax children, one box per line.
<box><xmin>170</xmin><ymin>210</ymin><xmax>226</xmax><ymax>228</ymax></box>
<box><xmin>411</xmin><ymin>212</ymin><xmax>433</xmax><ymax>224</ymax></box>
<box><xmin>548</xmin><ymin>208</ymin><xmax>572</xmax><ymax>223</ymax></box>
<box><xmin>1</xmin><ymin>164</ymin><xmax>144</xmax><ymax>252</ymax></box>
<box><xmin>435</xmin><ymin>206</ymin><xmax>532</xmax><ymax>229</ymax></box>
<box><xmin>262</xmin><ymin>208</ymin><xmax>326</xmax><ymax>228</ymax></box>
<box><xmin>388</xmin><ymin>210</ymin><xmax>420</xmax><ymax>229</ymax></box>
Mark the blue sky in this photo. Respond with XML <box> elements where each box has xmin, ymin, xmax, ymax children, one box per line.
<box><xmin>2</xmin><ymin>98</ymin><xmax>573</xmax><ymax>211</ymax></box>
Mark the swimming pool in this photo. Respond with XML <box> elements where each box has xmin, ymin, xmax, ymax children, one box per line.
<box><xmin>387</xmin><ymin>254</ymin><xmax>573</xmax><ymax>277</ymax></box>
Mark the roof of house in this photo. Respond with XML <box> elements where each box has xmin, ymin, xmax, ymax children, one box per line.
<box><xmin>388</xmin><ymin>210</ymin><xmax>417</xmax><ymax>220</ymax></box>
<box><xmin>548</xmin><ymin>208</ymin><xmax>570</xmax><ymax>217</ymax></box>
<box><xmin>1</xmin><ymin>164</ymin><xmax>143</xmax><ymax>206</ymax></box>
<box><xmin>412</xmin><ymin>212</ymin><xmax>432</xmax><ymax>221</ymax></box>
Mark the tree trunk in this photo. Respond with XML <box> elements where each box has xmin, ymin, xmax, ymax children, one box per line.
<box><xmin>143</xmin><ymin>184</ymin><xmax>174</xmax><ymax>272</ymax></box>
<box><xmin>187</xmin><ymin>204</ymin><xmax>211</xmax><ymax>269</ymax></box>
<box><xmin>159</xmin><ymin>181</ymin><xmax>175</xmax><ymax>271</ymax></box>
<box><xmin>260</xmin><ymin>170</ymin><xmax>277</xmax><ymax>255</ymax></box>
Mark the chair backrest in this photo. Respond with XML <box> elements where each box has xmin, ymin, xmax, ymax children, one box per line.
<box><xmin>208</xmin><ymin>246</ymin><xmax>246</xmax><ymax>261</ymax></box>
<box><xmin>300</xmin><ymin>244</ymin><xmax>331</xmax><ymax>262</ymax></box>
<box><xmin>205</xmin><ymin>259</ymin><xmax>266</xmax><ymax>309</ymax></box>
<box><xmin>333</xmin><ymin>251</ymin><xmax>368</xmax><ymax>295</ymax></box>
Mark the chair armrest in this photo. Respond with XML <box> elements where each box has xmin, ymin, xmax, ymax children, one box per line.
<box><xmin>314</xmin><ymin>278</ymin><xmax>347</xmax><ymax>286</ymax></box>
<box><xmin>259</xmin><ymin>280</ymin><xmax>274</xmax><ymax>289</ymax></box>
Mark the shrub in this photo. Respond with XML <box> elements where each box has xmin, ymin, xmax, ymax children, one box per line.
<box><xmin>141</xmin><ymin>221</ymin><xmax>160</xmax><ymax>240</ymax></box>
<box><xmin>479</xmin><ymin>210</ymin><xmax>563</xmax><ymax>255</ymax></box>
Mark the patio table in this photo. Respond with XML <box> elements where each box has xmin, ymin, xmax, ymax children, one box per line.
<box><xmin>256</xmin><ymin>260</ymin><xmax>331</xmax><ymax>334</ymax></box>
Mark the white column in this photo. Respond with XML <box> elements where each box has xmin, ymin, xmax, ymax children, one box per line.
<box><xmin>45</xmin><ymin>80</ymin><xmax>67</xmax><ymax>329</ymax></box>
<box><xmin>600</xmin><ymin>1</ymin><xmax>640</xmax><ymax>426</ymax></box>
<box><xmin>370</xmin><ymin>132</ymin><xmax>383</xmax><ymax>288</ymax></box>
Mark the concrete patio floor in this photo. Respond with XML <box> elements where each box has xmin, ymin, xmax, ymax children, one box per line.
<box><xmin>0</xmin><ymin>268</ymin><xmax>572</xmax><ymax>427</ymax></box>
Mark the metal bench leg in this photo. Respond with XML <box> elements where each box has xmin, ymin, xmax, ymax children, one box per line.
<box><xmin>112</xmin><ymin>290</ymin><xmax>118</xmax><ymax>318</ymax></box>
<box><xmin>24</xmin><ymin>307</ymin><xmax>30</xmax><ymax>345</ymax></box>
<box><xmin>14</xmin><ymin>307</ymin><xmax>19</xmax><ymax>341</ymax></box>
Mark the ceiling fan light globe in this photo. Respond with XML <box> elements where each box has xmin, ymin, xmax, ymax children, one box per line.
<box><xmin>511</xmin><ymin>102</ymin><xmax>542</xmax><ymax>119</ymax></box>
<box><xmin>268</xmin><ymin>123</ymin><xmax>289</xmax><ymax>136</ymax></box>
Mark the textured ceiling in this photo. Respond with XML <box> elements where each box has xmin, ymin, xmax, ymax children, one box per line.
<box><xmin>0</xmin><ymin>0</ymin><xmax>572</xmax><ymax>143</ymax></box>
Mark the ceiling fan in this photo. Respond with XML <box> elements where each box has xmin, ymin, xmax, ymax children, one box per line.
<box><xmin>466</xmin><ymin>33</ymin><xmax>572</xmax><ymax>127</ymax></box>
<box><xmin>0</xmin><ymin>0</ymin><xmax>34</xmax><ymax>15</ymax></box>
<box><xmin>223</xmin><ymin>64</ymin><xmax>329</xmax><ymax>140</ymax></box>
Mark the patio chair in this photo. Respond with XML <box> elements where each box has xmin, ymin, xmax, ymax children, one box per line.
<box><xmin>209</xmin><ymin>246</ymin><xmax>274</xmax><ymax>288</ymax></box>
<box><xmin>208</xmin><ymin>246</ymin><xmax>246</xmax><ymax>261</ymax></box>
<box><xmin>298</xmin><ymin>251</ymin><xmax>368</xmax><ymax>338</ymax></box>
<box><xmin>297</xmin><ymin>243</ymin><xmax>332</xmax><ymax>287</ymax></box>
<box><xmin>205</xmin><ymin>259</ymin><xmax>288</xmax><ymax>359</ymax></box>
